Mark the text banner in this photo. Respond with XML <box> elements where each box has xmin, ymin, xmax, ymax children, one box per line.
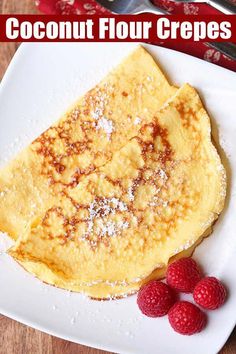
<box><xmin>0</xmin><ymin>15</ymin><xmax>236</xmax><ymax>42</ymax></box>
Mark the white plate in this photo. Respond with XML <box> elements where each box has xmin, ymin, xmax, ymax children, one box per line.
<box><xmin>0</xmin><ymin>43</ymin><xmax>236</xmax><ymax>354</ymax></box>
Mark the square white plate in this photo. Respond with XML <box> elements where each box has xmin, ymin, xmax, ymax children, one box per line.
<box><xmin>0</xmin><ymin>42</ymin><xmax>236</xmax><ymax>354</ymax></box>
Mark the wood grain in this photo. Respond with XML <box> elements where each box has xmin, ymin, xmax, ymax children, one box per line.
<box><xmin>0</xmin><ymin>0</ymin><xmax>37</xmax><ymax>79</ymax></box>
<box><xmin>0</xmin><ymin>0</ymin><xmax>235</xmax><ymax>353</ymax></box>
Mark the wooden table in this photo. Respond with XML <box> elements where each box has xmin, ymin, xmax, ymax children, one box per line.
<box><xmin>0</xmin><ymin>1</ymin><xmax>235</xmax><ymax>353</ymax></box>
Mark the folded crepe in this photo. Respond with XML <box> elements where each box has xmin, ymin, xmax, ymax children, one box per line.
<box><xmin>0</xmin><ymin>47</ymin><xmax>226</xmax><ymax>299</ymax></box>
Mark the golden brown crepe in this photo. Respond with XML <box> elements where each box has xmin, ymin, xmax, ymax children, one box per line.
<box><xmin>8</xmin><ymin>84</ymin><xmax>226</xmax><ymax>298</ymax></box>
<box><xmin>0</xmin><ymin>47</ymin><xmax>226</xmax><ymax>299</ymax></box>
<box><xmin>0</xmin><ymin>46</ymin><xmax>176</xmax><ymax>240</ymax></box>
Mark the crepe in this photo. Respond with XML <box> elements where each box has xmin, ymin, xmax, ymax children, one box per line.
<box><xmin>0</xmin><ymin>46</ymin><xmax>176</xmax><ymax>241</ymax></box>
<box><xmin>8</xmin><ymin>83</ymin><xmax>226</xmax><ymax>299</ymax></box>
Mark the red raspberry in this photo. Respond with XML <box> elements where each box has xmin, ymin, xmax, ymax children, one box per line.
<box><xmin>137</xmin><ymin>281</ymin><xmax>175</xmax><ymax>317</ymax></box>
<box><xmin>166</xmin><ymin>258</ymin><xmax>202</xmax><ymax>293</ymax></box>
<box><xmin>168</xmin><ymin>301</ymin><xmax>207</xmax><ymax>335</ymax></box>
<box><xmin>193</xmin><ymin>276</ymin><xmax>227</xmax><ymax>310</ymax></box>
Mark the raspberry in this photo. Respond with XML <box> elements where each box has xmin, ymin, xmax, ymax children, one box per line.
<box><xmin>168</xmin><ymin>301</ymin><xmax>207</xmax><ymax>335</ymax></box>
<box><xmin>137</xmin><ymin>281</ymin><xmax>175</xmax><ymax>317</ymax></box>
<box><xmin>193</xmin><ymin>277</ymin><xmax>227</xmax><ymax>310</ymax></box>
<box><xmin>166</xmin><ymin>257</ymin><xmax>202</xmax><ymax>293</ymax></box>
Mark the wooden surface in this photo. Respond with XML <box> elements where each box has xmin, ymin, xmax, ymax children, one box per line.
<box><xmin>0</xmin><ymin>1</ymin><xmax>235</xmax><ymax>353</ymax></box>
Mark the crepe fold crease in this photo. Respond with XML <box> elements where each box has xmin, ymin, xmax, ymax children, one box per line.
<box><xmin>0</xmin><ymin>46</ymin><xmax>226</xmax><ymax>299</ymax></box>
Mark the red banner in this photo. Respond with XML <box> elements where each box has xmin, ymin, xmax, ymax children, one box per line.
<box><xmin>0</xmin><ymin>14</ymin><xmax>235</xmax><ymax>42</ymax></box>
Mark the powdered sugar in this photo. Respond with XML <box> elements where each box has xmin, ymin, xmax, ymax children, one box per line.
<box><xmin>96</xmin><ymin>117</ymin><xmax>114</xmax><ymax>140</ymax></box>
<box><xmin>88</xmin><ymin>86</ymin><xmax>115</xmax><ymax>139</ymax></box>
<box><xmin>158</xmin><ymin>169</ymin><xmax>168</xmax><ymax>180</ymax></box>
<box><xmin>173</xmin><ymin>239</ymin><xmax>195</xmax><ymax>255</ymax></box>
<box><xmin>134</xmin><ymin>117</ymin><xmax>141</xmax><ymax>125</ymax></box>
<box><xmin>92</xmin><ymin>108</ymin><xmax>103</xmax><ymax>120</ymax></box>
<box><xmin>127</xmin><ymin>186</ymin><xmax>135</xmax><ymax>201</ymax></box>
<box><xmin>82</xmin><ymin>197</ymin><xmax>129</xmax><ymax>240</ymax></box>
<box><xmin>100</xmin><ymin>220</ymin><xmax>129</xmax><ymax>237</ymax></box>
